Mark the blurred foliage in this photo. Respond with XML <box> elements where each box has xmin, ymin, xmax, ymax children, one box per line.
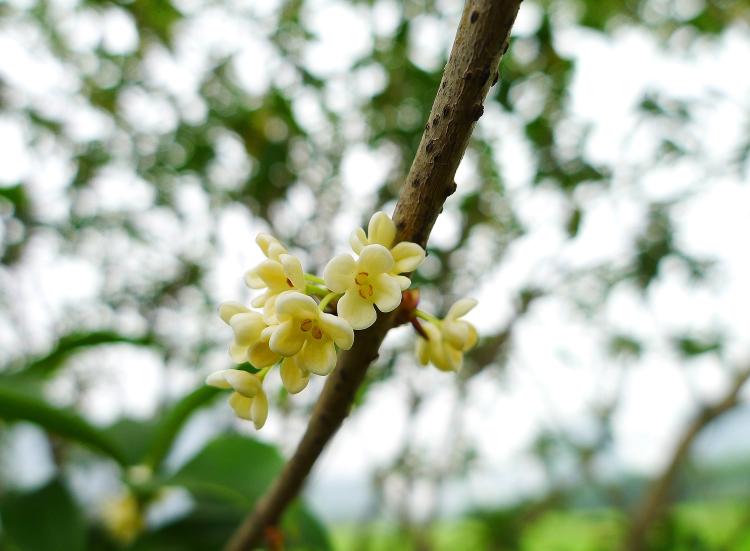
<box><xmin>1</xmin><ymin>0</ymin><xmax>749</xmax><ymax>549</ymax></box>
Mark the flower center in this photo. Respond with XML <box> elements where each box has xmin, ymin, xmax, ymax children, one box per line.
<box><xmin>355</xmin><ymin>271</ymin><xmax>374</xmax><ymax>300</ymax></box>
<box><xmin>286</xmin><ymin>278</ymin><xmax>294</xmax><ymax>287</ymax></box>
<box><xmin>300</xmin><ymin>318</ymin><xmax>324</xmax><ymax>340</ymax></box>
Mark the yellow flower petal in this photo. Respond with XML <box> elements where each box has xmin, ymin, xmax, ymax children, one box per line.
<box><xmin>229</xmin><ymin>343</ymin><xmax>250</xmax><ymax>363</ymax></box>
<box><xmin>251</xmin><ymin>390</ymin><xmax>269</xmax><ymax>429</ymax></box>
<box><xmin>280</xmin><ymin>357</ymin><xmax>309</xmax><ymax>394</ymax></box>
<box><xmin>391</xmin><ymin>242</ymin><xmax>426</xmax><ymax>273</ymax></box>
<box><xmin>337</xmin><ymin>289</ymin><xmax>377</xmax><ymax>330</ymax></box>
<box><xmin>275</xmin><ymin>292</ymin><xmax>318</xmax><ymax>321</ymax></box>
<box><xmin>280</xmin><ymin>254</ymin><xmax>305</xmax><ymax>290</ymax></box>
<box><xmin>415</xmin><ymin>338</ymin><xmax>430</xmax><ymax>365</ymax></box>
<box><xmin>372</xmin><ymin>273</ymin><xmax>403</xmax><ymax>313</ymax></box>
<box><xmin>228</xmin><ymin>392</ymin><xmax>253</xmax><ymax>420</ymax></box>
<box><xmin>229</xmin><ymin>312</ymin><xmax>265</xmax><ymax>346</ymax></box>
<box><xmin>349</xmin><ymin>227</ymin><xmax>368</xmax><ymax>255</ymax></box>
<box><xmin>253</xmin><ymin>259</ymin><xmax>288</xmax><ymax>291</ymax></box>
<box><xmin>223</xmin><ymin>369</ymin><xmax>262</xmax><ymax>397</ymax></box>
<box><xmin>319</xmin><ymin>312</ymin><xmax>354</xmax><ymax>350</ymax></box>
<box><xmin>248</xmin><ymin>341</ymin><xmax>280</xmax><ymax>368</ymax></box>
<box><xmin>367</xmin><ymin>211</ymin><xmax>396</xmax><ymax>248</ymax></box>
<box><xmin>256</xmin><ymin>233</ymin><xmax>287</xmax><ymax>260</ymax></box>
<box><xmin>323</xmin><ymin>253</ymin><xmax>356</xmax><ymax>294</ymax></box>
<box><xmin>301</xmin><ymin>339</ymin><xmax>337</xmax><ymax>376</ymax></box>
<box><xmin>357</xmin><ymin>244</ymin><xmax>394</xmax><ymax>275</ymax></box>
<box><xmin>218</xmin><ymin>301</ymin><xmax>250</xmax><ymax>324</ymax></box>
<box><xmin>205</xmin><ymin>370</ymin><xmax>234</xmax><ymax>389</ymax></box>
<box><xmin>269</xmin><ymin>319</ymin><xmax>306</xmax><ymax>356</ymax></box>
<box><xmin>447</xmin><ymin>297</ymin><xmax>478</xmax><ymax>320</ymax></box>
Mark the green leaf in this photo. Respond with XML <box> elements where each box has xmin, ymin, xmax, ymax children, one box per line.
<box><xmin>0</xmin><ymin>385</ymin><xmax>127</xmax><ymax>465</ymax></box>
<box><xmin>0</xmin><ymin>478</ymin><xmax>86</xmax><ymax>551</ymax></box>
<box><xmin>144</xmin><ymin>386</ymin><xmax>221</xmax><ymax>471</ymax></box>
<box><xmin>158</xmin><ymin>435</ymin><xmax>332</xmax><ymax>550</ymax></box>
<box><xmin>169</xmin><ymin>434</ymin><xmax>282</xmax><ymax>506</ymax></box>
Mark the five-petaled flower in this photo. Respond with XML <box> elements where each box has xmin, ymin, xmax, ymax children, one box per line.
<box><xmin>416</xmin><ymin>298</ymin><xmax>478</xmax><ymax>372</ymax></box>
<box><xmin>206</xmin><ymin>369</ymin><xmax>269</xmax><ymax>429</ymax></box>
<box><xmin>324</xmin><ymin>244</ymin><xmax>406</xmax><ymax>330</ymax></box>
<box><xmin>269</xmin><ymin>292</ymin><xmax>354</xmax><ymax>375</ymax></box>
<box><xmin>350</xmin><ymin>211</ymin><xmax>426</xmax><ymax>276</ymax></box>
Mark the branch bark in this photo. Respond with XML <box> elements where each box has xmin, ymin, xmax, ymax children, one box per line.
<box><xmin>624</xmin><ymin>365</ymin><xmax>750</xmax><ymax>551</ymax></box>
<box><xmin>225</xmin><ymin>2</ymin><xmax>522</xmax><ymax>549</ymax></box>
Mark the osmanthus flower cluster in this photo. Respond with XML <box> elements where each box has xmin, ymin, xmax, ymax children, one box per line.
<box><xmin>207</xmin><ymin>212</ymin><xmax>480</xmax><ymax>428</ymax></box>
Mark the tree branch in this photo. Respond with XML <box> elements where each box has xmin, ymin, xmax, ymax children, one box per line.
<box><xmin>225</xmin><ymin>2</ymin><xmax>522</xmax><ymax>549</ymax></box>
<box><xmin>624</xmin><ymin>365</ymin><xmax>750</xmax><ymax>551</ymax></box>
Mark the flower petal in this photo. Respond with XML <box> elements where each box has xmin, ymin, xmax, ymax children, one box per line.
<box><xmin>391</xmin><ymin>242</ymin><xmax>426</xmax><ymax>273</ymax></box>
<box><xmin>244</xmin><ymin>268</ymin><xmax>265</xmax><ymax>289</ymax></box>
<box><xmin>229</xmin><ymin>343</ymin><xmax>250</xmax><ymax>364</ymax></box>
<box><xmin>256</xmin><ymin>233</ymin><xmax>287</xmax><ymax>260</ymax></box>
<box><xmin>275</xmin><ymin>291</ymin><xmax>318</xmax><ymax>321</ymax></box>
<box><xmin>349</xmin><ymin>227</ymin><xmax>368</xmax><ymax>254</ymax></box>
<box><xmin>280</xmin><ymin>254</ymin><xmax>305</xmax><ymax>290</ymax></box>
<box><xmin>229</xmin><ymin>312</ymin><xmax>265</xmax><ymax>346</ymax></box>
<box><xmin>394</xmin><ymin>275</ymin><xmax>412</xmax><ymax>290</ymax></box>
<box><xmin>301</xmin><ymin>340</ymin><xmax>337</xmax><ymax>376</ymax></box>
<box><xmin>323</xmin><ymin>254</ymin><xmax>356</xmax><ymax>293</ymax></box>
<box><xmin>447</xmin><ymin>298</ymin><xmax>478</xmax><ymax>320</ymax></box>
<box><xmin>445</xmin><ymin>345</ymin><xmax>464</xmax><ymax>371</ymax></box>
<box><xmin>254</xmin><ymin>259</ymin><xmax>288</xmax><ymax>291</ymax></box>
<box><xmin>205</xmin><ymin>370</ymin><xmax>233</xmax><ymax>389</ymax></box>
<box><xmin>251</xmin><ymin>390</ymin><xmax>269</xmax><ymax>429</ymax></box>
<box><xmin>337</xmin><ymin>289</ymin><xmax>377</xmax><ymax>330</ymax></box>
<box><xmin>367</xmin><ymin>211</ymin><xmax>396</xmax><ymax>248</ymax></box>
<box><xmin>372</xmin><ymin>273</ymin><xmax>403</xmax><ymax>313</ymax></box>
<box><xmin>465</xmin><ymin>323</ymin><xmax>478</xmax><ymax>351</ymax></box>
<box><xmin>415</xmin><ymin>338</ymin><xmax>430</xmax><ymax>365</ymax></box>
<box><xmin>319</xmin><ymin>312</ymin><xmax>354</xmax><ymax>350</ymax></box>
<box><xmin>228</xmin><ymin>392</ymin><xmax>253</xmax><ymax>420</ymax></box>
<box><xmin>223</xmin><ymin>369</ymin><xmax>262</xmax><ymax>397</ymax></box>
<box><xmin>357</xmin><ymin>244</ymin><xmax>394</xmax><ymax>275</ymax></box>
<box><xmin>269</xmin><ymin>319</ymin><xmax>305</xmax><ymax>356</ymax></box>
<box><xmin>280</xmin><ymin>357</ymin><xmax>309</xmax><ymax>394</ymax></box>
<box><xmin>218</xmin><ymin>301</ymin><xmax>250</xmax><ymax>324</ymax></box>
<box><xmin>442</xmin><ymin>320</ymin><xmax>471</xmax><ymax>350</ymax></box>
<box><xmin>248</xmin><ymin>341</ymin><xmax>280</xmax><ymax>368</ymax></box>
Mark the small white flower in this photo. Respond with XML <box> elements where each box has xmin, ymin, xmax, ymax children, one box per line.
<box><xmin>218</xmin><ymin>304</ymin><xmax>281</xmax><ymax>367</ymax></box>
<box><xmin>268</xmin><ymin>292</ymin><xmax>354</xmax><ymax>375</ymax></box>
<box><xmin>415</xmin><ymin>298</ymin><xmax>478</xmax><ymax>372</ymax></box>
<box><xmin>324</xmin><ymin>244</ymin><xmax>406</xmax><ymax>330</ymax></box>
<box><xmin>350</xmin><ymin>211</ymin><xmax>426</xmax><ymax>275</ymax></box>
<box><xmin>243</xmin><ymin>234</ymin><xmax>306</xmax><ymax>322</ymax></box>
<box><xmin>206</xmin><ymin>369</ymin><xmax>269</xmax><ymax>429</ymax></box>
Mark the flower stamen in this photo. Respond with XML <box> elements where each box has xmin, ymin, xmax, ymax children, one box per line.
<box><xmin>300</xmin><ymin>319</ymin><xmax>313</xmax><ymax>331</ymax></box>
<box><xmin>354</xmin><ymin>272</ymin><xmax>369</xmax><ymax>285</ymax></box>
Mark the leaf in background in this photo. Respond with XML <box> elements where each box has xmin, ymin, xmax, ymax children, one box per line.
<box><xmin>0</xmin><ymin>384</ymin><xmax>127</xmax><ymax>465</ymax></box>
<box><xmin>0</xmin><ymin>478</ymin><xmax>86</xmax><ymax>551</ymax></box>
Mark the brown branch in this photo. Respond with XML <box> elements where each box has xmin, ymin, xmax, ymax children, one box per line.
<box><xmin>624</xmin><ymin>365</ymin><xmax>750</xmax><ymax>551</ymax></box>
<box><xmin>225</xmin><ymin>2</ymin><xmax>522</xmax><ymax>549</ymax></box>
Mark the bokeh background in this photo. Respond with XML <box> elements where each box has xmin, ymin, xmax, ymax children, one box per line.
<box><xmin>1</xmin><ymin>0</ymin><xmax>750</xmax><ymax>549</ymax></box>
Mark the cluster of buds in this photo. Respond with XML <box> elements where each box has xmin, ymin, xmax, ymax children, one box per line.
<box><xmin>207</xmin><ymin>212</ymin><xmax>479</xmax><ymax>428</ymax></box>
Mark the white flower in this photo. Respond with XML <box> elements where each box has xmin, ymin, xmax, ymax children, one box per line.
<box><xmin>206</xmin><ymin>369</ymin><xmax>269</xmax><ymax>429</ymax></box>
<box><xmin>350</xmin><ymin>211</ymin><xmax>426</xmax><ymax>275</ymax></box>
<box><xmin>218</xmin><ymin>303</ymin><xmax>281</xmax><ymax>367</ymax></box>
<box><xmin>415</xmin><ymin>298</ymin><xmax>478</xmax><ymax>372</ymax></box>
<box><xmin>268</xmin><ymin>292</ymin><xmax>354</xmax><ymax>375</ymax></box>
<box><xmin>243</xmin><ymin>234</ymin><xmax>306</xmax><ymax>322</ymax></box>
<box><xmin>324</xmin><ymin>244</ymin><xmax>406</xmax><ymax>330</ymax></box>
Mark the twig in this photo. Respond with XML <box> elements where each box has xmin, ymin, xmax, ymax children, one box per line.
<box><xmin>624</xmin><ymin>365</ymin><xmax>750</xmax><ymax>551</ymax></box>
<box><xmin>225</xmin><ymin>2</ymin><xmax>522</xmax><ymax>548</ymax></box>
